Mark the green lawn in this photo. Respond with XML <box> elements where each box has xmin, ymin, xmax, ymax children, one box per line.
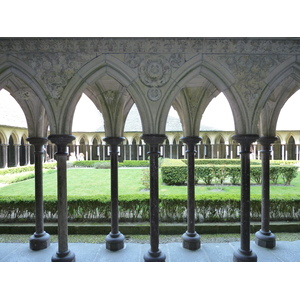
<box><xmin>0</xmin><ymin>167</ymin><xmax>299</xmax><ymax>199</ymax></box>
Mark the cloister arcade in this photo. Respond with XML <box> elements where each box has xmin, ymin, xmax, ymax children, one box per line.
<box><xmin>1</xmin><ymin>125</ymin><xmax>300</xmax><ymax>168</ymax></box>
<box><xmin>1</xmin><ymin>37</ymin><xmax>300</xmax><ymax>262</ymax></box>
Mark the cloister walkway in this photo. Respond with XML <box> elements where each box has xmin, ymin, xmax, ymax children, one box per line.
<box><xmin>1</xmin><ymin>240</ymin><xmax>300</xmax><ymax>262</ymax></box>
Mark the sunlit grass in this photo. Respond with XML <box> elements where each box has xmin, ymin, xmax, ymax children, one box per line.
<box><xmin>0</xmin><ymin>168</ymin><xmax>299</xmax><ymax>199</ymax></box>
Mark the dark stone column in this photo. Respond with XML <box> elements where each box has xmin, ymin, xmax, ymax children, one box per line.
<box><xmin>48</xmin><ymin>134</ymin><xmax>75</xmax><ymax>262</ymax></box>
<box><xmin>255</xmin><ymin>136</ymin><xmax>277</xmax><ymax>248</ymax></box>
<box><xmin>27</xmin><ymin>137</ymin><xmax>51</xmax><ymax>250</ymax></box>
<box><xmin>141</xmin><ymin>134</ymin><xmax>166</xmax><ymax>262</ymax></box>
<box><xmin>232</xmin><ymin>134</ymin><xmax>259</xmax><ymax>262</ymax></box>
<box><xmin>103</xmin><ymin>137</ymin><xmax>125</xmax><ymax>251</ymax></box>
<box><xmin>180</xmin><ymin>136</ymin><xmax>201</xmax><ymax>250</ymax></box>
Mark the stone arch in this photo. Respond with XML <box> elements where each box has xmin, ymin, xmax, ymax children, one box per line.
<box><xmin>0</xmin><ymin>55</ymin><xmax>54</xmax><ymax>136</ymax></box>
<box><xmin>287</xmin><ymin>135</ymin><xmax>296</xmax><ymax>160</ymax></box>
<box><xmin>58</xmin><ymin>55</ymin><xmax>151</xmax><ymax>135</ymax></box>
<box><xmin>258</xmin><ymin>59</ymin><xmax>300</xmax><ymax>136</ymax></box>
<box><xmin>157</xmin><ymin>54</ymin><xmax>246</xmax><ymax>135</ymax></box>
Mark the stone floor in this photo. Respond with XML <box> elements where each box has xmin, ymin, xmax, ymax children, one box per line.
<box><xmin>1</xmin><ymin>240</ymin><xmax>300</xmax><ymax>262</ymax></box>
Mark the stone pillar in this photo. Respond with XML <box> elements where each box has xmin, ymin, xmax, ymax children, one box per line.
<box><xmin>26</xmin><ymin>137</ymin><xmax>51</xmax><ymax>250</ymax></box>
<box><xmin>1</xmin><ymin>144</ymin><xmax>8</xmax><ymax>168</ymax></box>
<box><xmin>180</xmin><ymin>136</ymin><xmax>201</xmax><ymax>250</ymax></box>
<box><xmin>24</xmin><ymin>144</ymin><xmax>31</xmax><ymax>165</ymax></box>
<box><xmin>103</xmin><ymin>137</ymin><xmax>125</xmax><ymax>251</ymax></box>
<box><xmin>141</xmin><ymin>134</ymin><xmax>166</xmax><ymax>262</ymax></box>
<box><xmin>232</xmin><ymin>134</ymin><xmax>259</xmax><ymax>262</ymax></box>
<box><xmin>48</xmin><ymin>134</ymin><xmax>76</xmax><ymax>262</ymax></box>
<box><xmin>14</xmin><ymin>144</ymin><xmax>20</xmax><ymax>167</ymax></box>
<box><xmin>255</xmin><ymin>136</ymin><xmax>277</xmax><ymax>249</ymax></box>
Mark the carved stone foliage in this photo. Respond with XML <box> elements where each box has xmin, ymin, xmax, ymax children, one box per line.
<box><xmin>216</xmin><ymin>54</ymin><xmax>289</xmax><ymax>105</ymax></box>
<box><xmin>125</xmin><ymin>53</ymin><xmax>185</xmax><ymax>101</ymax></box>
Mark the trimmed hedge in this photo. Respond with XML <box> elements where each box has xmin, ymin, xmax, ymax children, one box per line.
<box><xmin>69</xmin><ymin>160</ymin><xmax>149</xmax><ymax>168</ymax></box>
<box><xmin>1</xmin><ymin>195</ymin><xmax>300</xmax><ymax>223</ymax></box>
<box><xmin>0</xmin><ymin>162</ymin><xmax>56</xmax><ymax>175</ymax></box>
<box><xmin>161</xmin><ymin>160</ymin><xmax>299</xmax><ymax>186</ymax></box>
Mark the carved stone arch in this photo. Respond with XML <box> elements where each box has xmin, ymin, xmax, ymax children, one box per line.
<box><xmin>157</xmin><ymin>54</ymin><xmax>246</xmax><ymax>136</ymax></box>
<box><xmin>0</xmin><ymin>130</ymin><xmax>6</xmax><ymax>144</ymax></box>
<box><xmin>0</xmin><ymin>55</ymin><xmax>55</xmax><ymax>136</ymax></box>
<box><xmin>258</xmin><ymin>59</ymin><xmax>300</xmax><ymax>136</ymax></box>
<box><xmin>59</xmin><ymin>54</ymin><xmax>151</xmax><ymax>135</ymax></box>
<box><xmin>10</xmin><ymin>131</ymin><xmax>19</xmax><ymax>144</ymax></box>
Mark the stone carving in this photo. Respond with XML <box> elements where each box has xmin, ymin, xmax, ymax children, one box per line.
<box><xmin>103</xmin><ymin>90</ymin><xmax>118</xmax><ymax>102</ymax></box>
<box><xmin>124</xmin><ymin>54</ymin><xmax>141</xmax><ymax>68</ymax></box>
<box><xmin>169</xmin><ymin>53</ymin><xmax>185</xmax><ymax>68</ymax></box>
<box><xmin>216</xmin><ymin>54</ymin><xmax>289</xmax><ymax>104</ymax></box>
<box><xmin>138</xmin><ymin>55</ymin><xmax>171</xmax><ymax>88</ymax></box>
<box><xmin>1</xmin><ymin>38</ymin><xmax>299</xmax><ymax>55</ymax></box>
<box><xmin>147</xmin><ymin>87</ymin><xmax>162</xmax><ymax>101</ymax></box>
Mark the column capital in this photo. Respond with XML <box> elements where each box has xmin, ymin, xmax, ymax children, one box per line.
<box><xmin>232</xmin><ymin>134</ymin><xmax>259</xmax><ymax>153</ymax></box>
<box><xmin>48</xmin><ymin>134</ymin><xmax>75</xmax><ymax>154</ymax></box>
<box><xmin>27</xmin><ymin>137</ymin><xmax>48</xmax><ymax>147</ymax></box>
<box><xmin>180</xmin><ymin>136</ymin><xmax>202</xmax><ymax>146</ymax></box>
<box><xmin>141</xmin><ymin>134</ymin><xmax>166</xmax><ymax>145</ymax></box>
<box><xmin>257</xmin><ymin>136</ymin><xmax>278</xmax><ymax>146</ymax></box>
<box><xmin>103</xmin><ymin>137</ymin><xmax>125</xmax><ymax>146</ymax></box>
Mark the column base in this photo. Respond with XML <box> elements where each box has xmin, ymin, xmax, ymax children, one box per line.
<box><xmin>29</xmin><ymin>231</ymin><xmax>50</xmax><ymax>251</ymax></box>
<box><xmin>182</xmin><ymin>231</ymin><xmax>201</xmax><ymax>250</ymax></box>
<box><xmin>144</xmin><ymin>249</ymin><xmax>166</xmax><ymax>262</ymax></box>
<box><xmin>106</xmin><ymin>232</ymin><xmax>125</xmax><ymax>251</ymax></box>
<box><xmin>233</xmin><ymin>248</ymin><xmax>257</xmax><ymax>262</ymax></box>
<box><xmin>51</xmin><ymin>250</ymin><xmax>76</xmax><ymax>262</ymax></box>
<box><xmin>255</xmin><ymin>230</ymin><xmax>276</xmax><ymax>249</ymax></box>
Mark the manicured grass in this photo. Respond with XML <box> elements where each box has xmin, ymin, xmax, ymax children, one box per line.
<box><xmin>0</xmin><ymin>167</ymin><xmax>299</xmax><ymax>198</ymax></box>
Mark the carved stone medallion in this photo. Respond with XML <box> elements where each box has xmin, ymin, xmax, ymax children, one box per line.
<box><xmin>138</xmin><ymin>55</ymin><xmax>171</xmax><ymax>87</ymax></box>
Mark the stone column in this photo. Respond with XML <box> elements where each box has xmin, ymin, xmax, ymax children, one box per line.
<box><xmin>48</xmin><ymin>134</ymin><xmax>75</xmax><ymax>262</ymax></box>
<box><xmin>14</xmin><ymin>144</ymin><xmax>20</xmax><ymax>167</ymax></box>
<box><xmin>1</xmin><ymin>144</ymin><xmax>8</xmax><ymax>168</ymax></box>
<box><xmin>141</xmin><ymin>134</ymin><xmax>166</xmax><ymax>262</ymax></box>
<box><xmin>180</xmin><ymin>136</ymin><xmax>201</xmax><ymax>250</ymax></box>
<box><xmin>103</xmin><ymin>137</ymin><xmax>125</xmax><ymax>251</ymax></box>
<box><xmin>255</xmin><ymin>136</ymin><xmax>277</xmax><ymax>249</ymax></box>
<box><xmin>26</xmin><ymin>137</ymin><xmax>51</xmax><ymax>250</ymax></box>
<box><xmin>232</xmin><ymin>134</ymin><xmax>259</xmax><ymax>262</ymax></box>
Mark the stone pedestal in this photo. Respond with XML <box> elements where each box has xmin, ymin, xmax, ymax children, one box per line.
<box><xmin>141</xmin><ymin>134</ymin><xmax>166</xmax><ymax>262</ymax></box>
<box><xmin>48</xmin><ymin>134</ymin><xmax>75</xmax><ymax>262</ymax></box>
<box><xmin>255</xmin><ymin>136</ymin><xmax>277</xmax><ymax>249</ymax></box>
<box><xmin>180</xmin><ymin>136</ymin><xmax>201</xmax><ymax>250</ymax></box>
<box><xmin>232</xmin><ymin>134</ymin><xmax>259</xmax><ymax>262</ymax></box>
<box><xmin>27</xmin><ymin>137</ymin><xmax>50</xmax><ymax>251</ymax></box>
<box><xmin>103</xmin><ymin>137</ymin><xmax>125</xmax><ymax>251</ymax></box>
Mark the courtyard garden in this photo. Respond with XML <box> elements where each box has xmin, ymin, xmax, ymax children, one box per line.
<box><xmin>0</xmin><ymin>159</ymin><xmax>299</xmax><ymax>223</ymax></box>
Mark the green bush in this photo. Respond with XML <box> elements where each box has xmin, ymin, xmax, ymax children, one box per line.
<box><xmin>119</xmin><ymin>160</ymin><xmax>149</xmax><ymax>167</ymax></box>
<box><xmin>0</xmin><ymin>194</ymin><xmax>300</xmax><ymax>223</ymax></box>
<box><xmin>161</xmin><ymin>159</ymin><xmax>187</xmax><ymax>185</ymax></box>
<box><xmin>280</xmin><ymin>165</ymin><xmax>298</xmax><ymax>185</ymax></box>
<box><xmin>94</xmin><ymin>162</ymin><xmax>111</xmax><ymax>169</ymax></box>
<box><xmin>161</xmin><ymin>159</ymin><xmax>298</xmax><ymax>186</ymax></box>
<box><xmin>250</xmin><ymin>166</ymin><xmax>262</xmax><ymax>184</ymax></box>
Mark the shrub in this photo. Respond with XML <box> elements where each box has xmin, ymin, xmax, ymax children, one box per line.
<box><xmin>280</xmin><ymin>165</ymin><xmax>298</xmax><ymax>185</ymax></box>
<box><xmin>94</xmin><ymin>162</ymin><xmax>111</xmax><ymax>169</ymax></box>
<box><xmin>0</xmin><ymin>195</ymin><xmax>300</xmax><ymax>223</ymax></box>
<box><xmin>250</xmin><ymin>166</ymin><xmax>262</xmax><ymax>184</ymax></box>
<box><xmin>195</xmin><ymin>165</ymin><xmax>215</xmax><ymax>185</ymax></box>
<box><xmin>119</xmin><ymin>160</ymin><xmax>149</xmax><ymax>167</ymax></box>
<box><xmin>140</xmin><ymin>168</ymin><xmax>150</xmax><ymax>189</ymax></box>
<box><xmin>161</xmin><ymin>159</ymin><xmax>187</xmax><ymax>185</ymax></box>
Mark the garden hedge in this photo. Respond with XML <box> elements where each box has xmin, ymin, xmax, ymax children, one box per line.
<box><xmin>161</xmin><ymin>160</ymin><xmax>299</xmax><ymax>186</ymax></box>
<box><xmin>0</xmin><ymin>195</ymin><xmax>300</xmax><ymax>223</ymax></box>
<box><xmin>70</xmin><ymin>160</ymin><xmax>149</xmax><ymax>168</ymax></box>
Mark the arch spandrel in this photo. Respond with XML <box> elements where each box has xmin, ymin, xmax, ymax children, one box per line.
<box><xmin>58</xmin><ymin>54</ymin><xmax>152</xmax><ymax>136</ymax></box>
<box><xmin>0</xmin><ymin>55</ymin><xmax>55</xmax><ymax>136</ymax></box>
<box><xmin>258</xmin><ymin>60</ymin><xmax>300</xmax><ymax>137</ymax></box>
